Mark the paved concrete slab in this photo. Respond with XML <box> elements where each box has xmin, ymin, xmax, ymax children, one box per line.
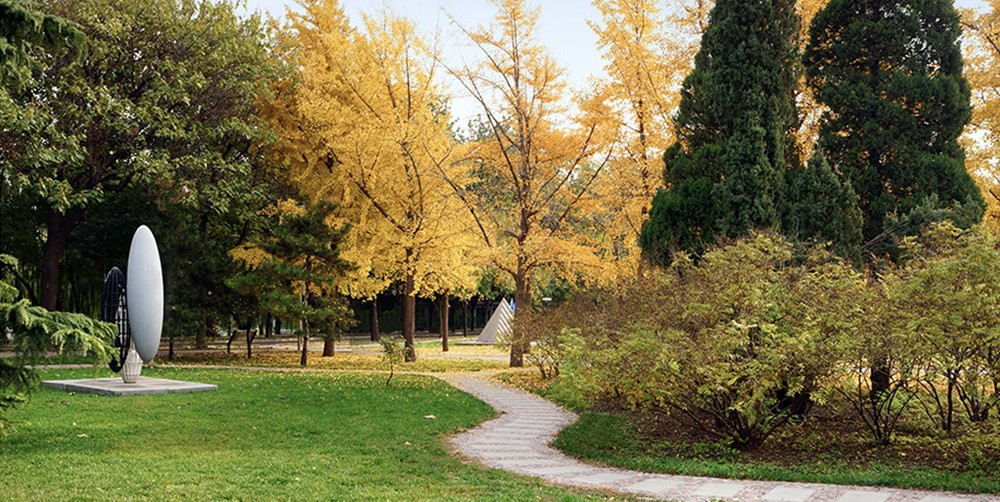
<box><xmin>42</xmin><ymin>377</ymin><xmax>217</xmax><ymax>396</ymax></box>
<box><xmin>571</xmin><ymin>471</ymin><xmax>639</xmax><ymax>486</ymax></box>
<box><xmin>764</xmin><ymin>486</ymin><xmax>816</xmax><ymax>501</ymax></box>
<box><xmin>628</xmin><ymin>477</ymin><xmax>685</xmax><ymax>493</ymax></box>
<box><xmin>694</xmin><ymin>482</ymin><xmax>747</xmax><ymax>498</ymax></box>
<box><xmin>527</xmin><ymin>465</ymin><xmax>593</xmax><ymax>476</ymax></box>
<box><xmin>495</xmin><ymin>458</ymin><xmax>560</xmax><ymax>468</ymax></box>
<box><xmin>918</xmin><ymin>498</ymin><xmax>970</xmax><ymax>502</ymax></box>
<box><xmin>837</xmin><ymin>491</ymin><xmax>891</xmax><ymax>502</ymax></box>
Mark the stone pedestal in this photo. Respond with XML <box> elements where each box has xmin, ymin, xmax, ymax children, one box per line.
<box><xmin>121</xmin><ymin>348</ymin><xmax>142</xmax><ymax>383</ymax></box>
<box><xmin>42</xmin><ymin>377</ymin><xmax>217</xmax><ymax>396</ymax></box>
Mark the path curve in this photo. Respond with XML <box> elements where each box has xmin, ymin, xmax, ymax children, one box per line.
<box><xmin>443</xmin><ymin>373</ymin><xmax>998</xmax><ymax>502</ymax></box>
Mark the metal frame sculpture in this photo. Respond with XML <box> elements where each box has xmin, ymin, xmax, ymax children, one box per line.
<box><xmin>101</xmin><ymin>267</ymin><xmax>130</xmax><ymax>373</ymax></box>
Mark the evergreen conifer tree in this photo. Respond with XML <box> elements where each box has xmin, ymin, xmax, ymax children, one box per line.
<box><xmin>640</xmin><ymin>0</ymin><xmax>801</xmax><ymax>264</ymax></box>
<box><xmin>783</xmin><ymin>151</ymin><xmax>864</xmax><ymax>263</ymax></box>
<box><xmin>805</xmin><ymin>0</ymin><xmax>984</xmax><ymax>258</ymax></box>
<box><xmin>228</xmin><ymin>200</ymin><xmax>353</xmax><ymax>367</ymax></box>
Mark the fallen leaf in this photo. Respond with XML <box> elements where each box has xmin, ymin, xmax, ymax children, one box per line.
<box><xmin>76</xmin><ymin>434</ymin><xmax>88</xmax><ymax>438</ymax></box>
<box><xmin>423</xmin><ymin>415</ymin><xmax>436</xmax><ymax>419</ymax></box>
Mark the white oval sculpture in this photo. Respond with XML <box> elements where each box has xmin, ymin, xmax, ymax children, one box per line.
<box><xmin>126</xmin><ymin>225</ymin><xmax>163</xmax><ymax>363</ymax></box>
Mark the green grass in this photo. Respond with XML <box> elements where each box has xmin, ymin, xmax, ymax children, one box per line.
<box><xmin>0</xmin><ymin>367</ymin><xmax>612</xmax><ymax>501</ymax></box>
<box><xmin>554</xmin><ymin>411</ymin><xmax>1000</xmax><ymax>495</ymax></box>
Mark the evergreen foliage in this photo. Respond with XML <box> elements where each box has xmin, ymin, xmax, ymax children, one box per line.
<box><xmin>0</xmin><ymin>254</ymin><xmax>113</xmax><ymax>426</ymax></box>
<box><xmin>783</xmin><ymin>151</ymin><xmax>864</xmax><ymax>263</ymax></box>
<box><xmin>805</xmin><ymin>0</ymin><xmax>985</xmax><ymax>257</ymax></box>
<box><xmin>640</xmin><ymin>0</ymin><xmax>801</xmax><ymax>264</ymax></box>
<box><xmin>0</xmin><ymin>0</ymin><xmax>82</xmax><ymax>87</ymax></box>
<box><xmin>228</xmin><ymin>200</ymin><xmax>353</xmax><ymax>366</ymax></box>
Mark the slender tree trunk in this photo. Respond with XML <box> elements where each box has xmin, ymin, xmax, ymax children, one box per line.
<box><xmin>510</xmin><ymin>270</ymin><xmax>531</xmax><ymax>367</ymax></box>
<box><xmin>865</xmin><ymin>273</ymin><xmax>890</xmax><ymax>396</ymax></box>
<box><xmin>168</xmin><ymin>334</ymin><xmax>175</xmax><ymax>361</ymax></box>
<box><xmin>323</xmin><ymin>320</ymin><xmax>336</xmax><ymax>357</ymax></box>
<box><xmin>369</xmin><ymin>297</ymin><xmax>381</xmax><ymax>342</ymax></box>
<box><xmin>227</xmin><ymin>329</ymin><xmax>237</xmax><ymax>354</ymax></box>
<box><xmin>40</xmin><ymin>209</ymin><xmax>83</xmax><ymax>310</ymax></box>
<box><xmin>246</xmin><ymin>328</ymin><xmax>256</xmax><ymax>359</ymax></box>
<box><xmin>301</xmin><ymin>272</ymin><xmax>312</xmax><ymax>366</ymax></box>
<box><xmin>871</xmin><ymin>365</ymin><xmax>890</xmax><ymax>398</ymax></box>
<box><xmin>300</xmin><ymin>320</ymin><xmax>310</xmax><ymax>366</ymax></box>
<box><xmin>439</xmin><ymin>291</ymin><xmax>449</xmax><ymax>352</ymax></box>
<box><xmin>946</xmin><ymin>375</ymin><xmax>955</xmax><ymax>432</ymax></box>
<box><xmin>402</xmin><ymin>271</ymin><xmax>417</xmax><ymax>362</ymax></box>
<box><xmin>265</xmin><ymin>313</ymin><xmax>273</xmax><ymax>338</ymax></box>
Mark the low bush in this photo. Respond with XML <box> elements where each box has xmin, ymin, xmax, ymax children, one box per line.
<box><xmin>540</xmin><ymin>224</ymin><xmax>1000</xmax><ymax>449</ymax></box>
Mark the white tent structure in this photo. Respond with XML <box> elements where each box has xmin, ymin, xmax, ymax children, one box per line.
<box><xmin>475</xmin><ymin>299</ymin><xmax>514</xmax><ymax>344</ymax></box>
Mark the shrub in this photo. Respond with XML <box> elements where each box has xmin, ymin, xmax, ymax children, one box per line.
<box><xmin>559</xmin><ymin>233</ymin><xmax>863</xmax><ymax>449</ymax></box>
<box><xmin>891</xmin><ymin>223</ymin><xmax>1000</xmax><ymax>429</ymax></box>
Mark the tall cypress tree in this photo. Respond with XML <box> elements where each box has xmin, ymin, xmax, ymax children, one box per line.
<box><xmin>805</xmin><ymin>0</ymin><xmax>984</xmax><ymax>258</ymax></box>
<box><xmin>640</xmin><ymin>0</ymin><xmax>801</xmax><ymax>264</ymax></box>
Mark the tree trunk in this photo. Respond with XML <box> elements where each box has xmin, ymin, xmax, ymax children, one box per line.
<box><xmin>40</xmin><ymin>209</ymin><xmax>83</xmax><ymax>310</ymax></box>
<box><xmin>265</xmin><ymin>313</ymin><xmax>273</xmax><ymax>338</ymax></box>
<box><xmin>369</xmin><ymin>297</ymin><xmax>381</xmax><ymax>342</ymax></box>
<box><xmin>300</xmin><ymin>319</ymin><xmax>310</xmax><ymax>366</ymax></box>
<box><xmin>323</xmin><ymin>319</ymin><xmax>336</xmax><ymax>358</ymax></box>
<box><xmin>246</xmin><ymin>327</ymin><xmax>256</xmax><ymax>359</ymax></box>
<box><xmin>196</xmin><ymin>312</ymin><xmax>209</xmax><ymax>350</ymax></box>
<box><xmin>870</xmin><ymin>360</ymin><xmax>890</xmax><ymax>397</ymax></box>
<box><xmin>168</xmin><ymin>334</ymin><xmax>175</xmax><ymax>361</ymax></box>
<box><xmin>402</xmin><ymin>272</ymin><xmax>417</xmax><ymax>362</ymax></box>
<box><xmin>510</xmin><ymin>271</ymin><xmax>531</xmax><ymax>367</ymax></box>
<box><xmin>439</xmin><ymin>291</ymin><xmax>449</xmax><ymax>352</ymax></box>
<box><xmin>226</xmin><ymin>329</ymin><xmax>238</xmax><ymax>354</ymax></box>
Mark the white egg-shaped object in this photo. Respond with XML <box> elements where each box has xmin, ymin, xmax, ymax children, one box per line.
<box><xmin>126</xmin><ymin>225</ymin><xmax>163</xmax><ymax>363</ymax></box>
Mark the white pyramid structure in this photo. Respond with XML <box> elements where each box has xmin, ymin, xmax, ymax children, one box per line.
<box><xmin>475</xmin><ymin>298</ymin><xmax>514</xmax><ymax>344</ymax></box>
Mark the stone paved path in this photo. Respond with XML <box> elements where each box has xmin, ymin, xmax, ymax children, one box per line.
<box><xmin>443</xmin><ymin>374</ymin><xmax>999</xmax><ymax>502</ymax></box>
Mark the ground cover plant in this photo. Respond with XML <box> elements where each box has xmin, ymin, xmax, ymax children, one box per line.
<box><xmin>0</xmin><ymin>367</ymin><xmax>612</xmax><ymax>501</ymax></box>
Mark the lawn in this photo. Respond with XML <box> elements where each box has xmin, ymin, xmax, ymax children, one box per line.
<box><xmin>0</xmin><ymin>367</ymin><xmax>609</xmax><ymax>501</ymax></box>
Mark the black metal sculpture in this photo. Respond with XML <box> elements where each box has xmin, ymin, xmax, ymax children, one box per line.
<box><xmin>101</xmin><ymin>267</ymin><xmax>130</xmax><ymax>373</ymax></box>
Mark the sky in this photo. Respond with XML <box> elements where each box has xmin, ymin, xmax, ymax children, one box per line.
<box><xmin>241</xmin><ymin>0</ymin><xmax>990</xmax><ymax>124</ymax></box>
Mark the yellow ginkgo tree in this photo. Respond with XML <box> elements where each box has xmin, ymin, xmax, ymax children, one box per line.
<box><xmin>962</xmin><ymin>1</ymin><xmax>1000</xmax><ymax>229</ymax></box>
<box><xmin>584</xmin><ymin>0</ymin><xmax>705</xmax><ymax>281</ymax></box>
<box><xmin>446</xmin><ymin>0</ymin><xmax>614</xmax><ymax>366</ymax></box>
<box><xmin>271</xmin><ymin>0</ymin><xmax>479</xmax><ymax>362</ymax></box>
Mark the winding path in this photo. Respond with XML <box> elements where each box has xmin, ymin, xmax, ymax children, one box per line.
<box><xmin>443</xmin><ymin>373</ymin><xmax>999</xmax><ymax>502</ymax></box>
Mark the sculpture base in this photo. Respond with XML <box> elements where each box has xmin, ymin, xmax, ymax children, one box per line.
<box><xmin>42</xmin><ymin>377</ymin><xmax>217</xmax><ymax>396</ymax></box>
<box><xmin>121</xmin><ymin>349</ymin><xmax>142</xmax><ymax>383</ymax></box>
